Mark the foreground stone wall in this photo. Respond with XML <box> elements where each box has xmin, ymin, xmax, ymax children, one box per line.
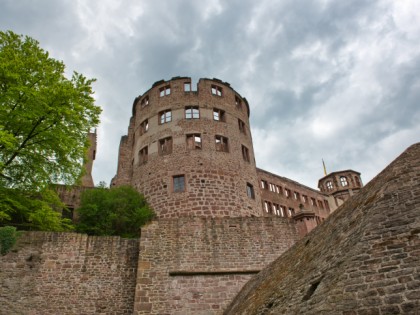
<box><xmin>225</xmin><ymin>143</ymin><xmax>420</xmax><ymax>315</ymax></box>
<box><xmin>134</xmin><ymin>217</ymin><xmax>299</xmax><ymax>314</ymax></box>
<box><xmin>0</xmin><ymin>232</ymin><xmax>139</xmax><ymax>315</ymax></box>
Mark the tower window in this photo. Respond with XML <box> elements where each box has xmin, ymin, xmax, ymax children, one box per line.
<box><xmin>173</xmin><ymin>175</ymin><xmax>185</xmax><ymax>192</ymax></box>
<box><xmin>141</xmin><ymin>96</ymin><xmax>149</xmax><ymax>107</ymax></box>
<box><xmin>159</xmin><ymin>137</ymin><xmax>172</xmax><ymax>155</ymax></box>
<box><xmin>211</xmin><ymin>85</ymin><xmax>222</xmax><ymax>96</ymax></box>
<box><xmin>246</xmin><ymin>183</ymin><xmax>255</xmax><ymax>199</ymax></box>
<box><xmin>138</xmin><ymin>146</ymin><xmax>148</xmax><ymax>164</ymax></box>
<box><xmin>238</xmin><ymin>119</ymin><xmax>246</xmax><ymax>134</ymax></box>
<box><xmin>215</xmin><ymin>135</ymin><xmax>229</xmax><ymax>152</ymax></box>
<box><xmin>186</xmin><ymin>134</ymin><xmax>202</xmax><ymax>150</ymax></box>
<box><xmin>184</xmin><ymin>82</ymin><xmax>191</xmax><ymax>92</ymax></box>
<box><xmin>140</xmin><ymin>119</ymin><xmax>149</xmax><ymax>135</ymax></box>
<box><xmin>340</xmin><ymin>176</ymin><xmax>348</xmax><ymax>187</ymax></box>
<box><xmin>159</xmin><ymin>85</ymin><xmax>171</xmax><ymax>97</ymax></box>
<box><xmin>326</xmin><ymin>181</ymin><xmax>333</xmax><ymax>190</ymax></box>
<box><xmin>242</xmin><ymin>145</ymin><xmax>250</xmax><ymax>162</ymax></box>
<box><xmin>235</xmin><ymin>96</ymin><xmax>242</xmax><ymax>110</ymax></box>
<box><xmin>213</xmin><ymin>108</ymin><xmax>226</xmax><ymax>122</ymax></box>
<box><xmin>185</xmin><ymin>106</ymin><xmax>200</xmax><ymax>119</ymax></box>
<box><xmin>159</xmin><ymin>110</ymin><xmax>172</xmax><ymax>124</ymax></box>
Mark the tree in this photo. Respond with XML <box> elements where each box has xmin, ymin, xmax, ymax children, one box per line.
<box><xmin>0</xmin><ymin>31</ymin><xmax>101</xmax><ymax>190</ymax></box>
<box><xmin>0</xmin><ymin>186</ymin><xmax>74</xmax><ymax>231</ymax></box>
<box><xmin>76</xmin><ymin>185</ymin><xmax>155</xmax><ymax>238</ymax></box>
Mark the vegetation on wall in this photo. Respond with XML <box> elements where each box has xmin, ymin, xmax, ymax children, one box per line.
<box><xmin>76</xmin><ymin>185</ymin><xmax>155</xmax><ymax>238</ymax></box>
<box><xmin>0</xmin><ymin>225</ymin><xmax>20</xmax><ymax>255</ymax></box>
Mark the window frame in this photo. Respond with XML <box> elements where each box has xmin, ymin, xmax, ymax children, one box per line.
<box><xmin>242</xmin><ymin>145</ymin><xmax>250</xmax><ymax>162</ymax></box>
<box><xmin>158</xmin><ymin>137</ymin><xmax>173</xmax><ymax>156</ymax></box>
<box><xmin>215</xmin><ymin>135</ymin><xmax>229</xmax><ymax>152</ymax></box>
<box><xmin>140</xmin><ymin>119</ymin><xmax>149</xmax><ymax>135</ymax></box>
<box><xmin>185</xmin><ymin>106</ymin><xmax>200</xmax><ymax>119</ymax></box>
<box><xmin>138</xmin><ymin>146</ymin><xmax>148</xmax><ymax>164</ymax></box>
<box><xmin>211</xmin><ymin>85</ymin><xmax>223</xmax><ymax>96</ymax></box>
<box><xmin>246</xmin><ymin>183</ymin><xmax>255</xmax><ymax>199</ymax></box>
<box><xmin>173</xmin><ymin>175</ymin><xmax>185</xmax><ymax>193</ymax></box>
<box><xmin>159</xmin><ymin>85</ymin><xmax>171</xmax><ymax>97</ymax></box>
<box><xmin>159</xmin><ymin>109</ymin><xmax>172</xmax><ymax>124</ymax></box>
<box><xmin>213</xmin><ymin>108</ymin><xmax>226</xmax><ymax>122</ymax></box>
<box><xmin>186</xmin><ymin>134</ymin><xmax>202</xmax><ymax>150</ymax></box>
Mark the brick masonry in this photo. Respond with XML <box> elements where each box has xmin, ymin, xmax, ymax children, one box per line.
<box><xmin>134</xmin><ymin>216</ymin><xmax>300</xmax><ymax>314</ymax></box>
<box><xmin>0</xmin><ymin>232</ymin><xmax>139</xmax><ymax>315</ymax></box>
<box><xmin>225</xmin><ymin>142</ymin><xmax>420</xmax><ymax>315</ymax></box>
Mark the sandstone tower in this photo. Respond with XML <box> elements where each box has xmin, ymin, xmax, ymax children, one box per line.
<box><xmin>112</xmin><ymin>77</ymin><xmax>262</xmax><ymax>218</ymax></box>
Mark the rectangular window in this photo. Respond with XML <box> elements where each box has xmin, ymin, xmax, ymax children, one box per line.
<box><xmin>185</xmin><ymin>106</ymin><xmax>200</xmax><ymax>119</ymax></box>
<box><xmin>159</xmin><ymin>137</ymin><xmax>172</xmax><ymax>155</ymax></box>
<box><xmin>235</xmin><ymin>96</ymin><xmax>242</xmax><ymax>109</ymax></box>
<box><xmin>186</xmin><ymin>134</ymin><xmax>202</xmax><ymax>150</ymax></box>
<box><xmin>280</xmin><ymin>205</ymin><xmax>285</xmax><ymax>217</ymax></box>
<box><xmin>141</xmin><ymin>96</ymin><xmax>149</xmax><ymax>107</ymax></box>
<box><xmin>324</xmin><ymin>200</ymin><xmax>330</xmax><ymax>211</ymax></box>
<box><xmin>261</xmin><ymin>180</ymin><xmax>268</xmax><ymax>189</ymax></box>
<box><xmin>211</xmin><ymin>85</ymin><xmax>223</xmax><ymax>96</ymax></box>
<box><xmin>215</xmin><ymin>135</ymin><xmax>229</xmax><ymax>152</ymax></box>
<box><xmin>302</xmin><ymin>195</ymin><xmax>308</xmax><ymax>203</ymax></box>
<box><xmin>264</xmin><ymin>201</ymin><xmax>272</xmax><ymax>213</ymax></box>
<box><xmin>140</xmin><ymin>119</ymin><xmax>149</xmax><ymax>135</ymax></box>
<box><xmin>159</xmin><ymin>85</ymin><xmax>171</xmax><ymax>97</ymax></box>
<box><xmin>213</xmin><ymin>108</ymin><xmax>226</xmax><ymax>122</ymax></box>
<box><xmin>285</xmin><ymin>188</ymin><xmax>291</xmax><ymax>198</ymax></box>
<box><xmin>274</xmin><ymin>204</ymin><xmax>280</xmax><ymax>216</ymax></box>
<box><xmin>184</xmin><ymin>82</ymin><xmax>191</xmax><ymax>92</ymax></box>
<box><xmin>294</xmin><ymin>192</ymin><xmax>300</xmax><ymax>200</ymax></box>
<box><xmin>289</xmin><ymin>207</ymin><xmax>295</xmax><ymax>216</ymax></box>
<box><xmin>138</xmin><ymin>146</ymin><xmax>148</xmax><ymax>164</ymax></box>
<box><xmin>173</xmin><ymin>175</ymin><xmax>185</xmax><ymax>192</ymax></box>
<box><xmin>238</xmin><ymin>119</ymin><xmax>246</xmax><ymax>134</ymax></box>
<box><xmin>318</xmin><ymin>200</ymin><xmax>324</xmax><ymax>209</ymax></box>
<box><xmin>159</xmin><ymin>110</ymin><xmax>172</xmax><ymax>124</ymax></box>
<box><xmin>275</xmin><ymin>185</ymin><xmax>281</xmax><ymax>194</ymax></box>
<box><xmin>246</xmin><ymin>183</ymin><xmax>255</xmax><ymax>199</ymax></box>
<box><xmin>311</xmin><ymin>198</ymin><xmax>316</xmax><ymax>206</ymax></box>
<box><xmin>242</xmin><ymin>145</ymin><xmax>250</xmax><ymax>162</ymax></box>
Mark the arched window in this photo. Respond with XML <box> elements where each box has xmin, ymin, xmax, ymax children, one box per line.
<box><xmin>326</xmin><ymin>181</ymin><xmax>333</xmax><ymax>190</ymax></box>
<box><xmin>340</xmin><ymin>176</ymin><xmax>348</xmax><ymax>187</ymax></box>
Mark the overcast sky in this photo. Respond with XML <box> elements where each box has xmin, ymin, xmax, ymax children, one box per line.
<box><xmin>1</xmin><ymin>0</ymin><xmax>419</xmax><ymax>189</ymax></box>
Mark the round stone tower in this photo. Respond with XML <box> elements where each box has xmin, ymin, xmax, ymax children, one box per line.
<box><xmin>112</xmin><ymin>77</ymin><xmax>263</xmax><ymax>218</ymax></box>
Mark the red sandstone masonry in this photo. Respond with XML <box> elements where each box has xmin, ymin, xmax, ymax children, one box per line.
<box><xmin>134</xmin><ymin>217</ymin><xmax>300</xmax><ymax>315</ymax></box>
<box><xmin>0</xmin><ymin>232</ymin><xmax>139</xmax><ymax>315</ymax></box>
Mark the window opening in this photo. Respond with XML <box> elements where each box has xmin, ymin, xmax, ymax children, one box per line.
<box><xmin>159</xmin><ymin>110</ymin><xmax>172</xmax><ymax>124</ymax></box>
<box><xmin>340</xmin><ymin>176</ymin><xmax>348</xmax><ymax>187</ymax></box>
<box><xmin>326</xmin><ymin>181</ymin><xmax>333</xmax><ymax>190</ymax></box>
<box><xmin>159</xmin><ymin>85</ymin><xmax>171</xmax><ymax>97</ymax></box>
<box><xmin>235</xmin><ymin>96</ymin><xmax>242</xmax><ymax>109</ymax></box>
<box><xmin>238</xmin><ymin>119</ymin><xmax>246</xmax><ymax>134</ymax></box>
<box><xmin>159</xmin><ymin>137</ymin><xmax>172</xmax><ymax>155</ymax></box>
<box><xmin>140</xmin><ymin>119</ymin><xmax>149</xmax><ymax>135</ymax></box>
<box><xmin>139</xmin><ymin>146</ymin><xmax>148</xmax><ymax>164</ymax></box>
<box><xmin>242</xmin><ymin>145</ymin><xmax>250</xmax><ymax>162</ymax></box>
<box><xmin>246</xmin><ymin>183</ymin><xmax>255</xmax><ymax>199</ymax></box>
<box><xmin>261</xmin><ymin>180</ymin><xmax>268</xmax><ymax>189</ymax></box>
<box><xmin>211</xmin><ymin>85</ymin><xmax>222</xmax><ymax>96</ymax></box>
<box><xmin>184</xmin><ymin>82</ymin><xmax>191</xmax><ymax>92</ymax></box>
<box><xmin>215</xmin><ymin>135</ymin><xmax>228</xmax><ymax>152</ymax></box>
<box><xmin>141</xmin><ymin>96</ymin><xmax>149</xmax><ymax>107</ymax></box>
<box><xmin>173</xmin><ymin>175</ymin><xmax>185</xmax><ymax>192</ymax></box>
<box><xmin>213</xmin><ymin>108</ymin><xmax>226</xmax><ymax>122</ymax></box>
<box><xmin>187</xmin><ymin>134</ymin><xmax>202</xmax><ymax>150</ymax></box>
<box><xmin>185</xmin><ymin>106</ymin><xmax>200</xmax><ymax>119</ymax></box>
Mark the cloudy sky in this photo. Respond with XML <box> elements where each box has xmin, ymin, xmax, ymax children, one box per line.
<box><xmin>1</xmin><ymin>0</ymin><xmax>419</xmax><ymax>189</ymax></box>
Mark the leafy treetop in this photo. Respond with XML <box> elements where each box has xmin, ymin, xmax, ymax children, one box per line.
<box><xmin>0</xmin><ymin>30</ymin><xmax>101</xmax><ymax>190</ymax></box>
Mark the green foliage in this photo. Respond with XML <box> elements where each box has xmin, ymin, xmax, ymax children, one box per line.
<box><xmin>0</xmin><ymin>30</ymin><xmax>101</xmax><ymax>190</ymax></box>
<box><xmin>76</xmin><ymin>186</ymin><xmax>155</xmax><ymax>238</ymax></box>
<box><xmin>0</xmin><ymin>226</ymin><xmax>19</xmax><ymax>255</ymax></box>
<box><xmin>0</xmin><ymin>186</ymin><xmax>74</xmax><ymax>231</ymax></box>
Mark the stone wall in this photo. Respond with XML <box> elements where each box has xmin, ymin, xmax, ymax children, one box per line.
<box><xmin>0</xmin><ymin>232</ymin><xmax>139</xmax><ymax>315</ymax></box>
<box><xmin>225</xmin><ymin>142</ymin><xmax>420</xmax><ymax>315</ymax></box>
<box><xmin>134</xmin><ymin>216</ymin><xmax>299</xmax><ymax>314</ymax></box>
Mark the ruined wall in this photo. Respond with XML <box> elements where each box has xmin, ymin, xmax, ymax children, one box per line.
<box><xmin>225</xmin><ymin>143</ymin><xmax>420</xmax><ymax>315</ymax></box>
<box><xmin>0</xmin><ymin>232</ymin><xmax>139</xmax><ymax>315</ymax></box>
<box><xmin>134</xmin><ymin>217</ymin><xmax>299</xmax><ymax>315</ymax></box>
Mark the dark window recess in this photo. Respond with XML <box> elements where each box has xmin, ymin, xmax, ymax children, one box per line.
<box><xmin>159</xmin><ymin>137</ymin><xmax>172</xmax><ymax>155</ymax></box>
<box><xmin>173</xmin><ymin>175</ymin><xmax>185</xmax><ymax>192</ymax></box>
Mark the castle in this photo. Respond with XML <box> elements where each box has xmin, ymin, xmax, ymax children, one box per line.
<box><xmin>111</xmin><ymin>77</ymin><xmax>362</xmax><ymax>236</ymax></box>
<box><xmin>2</xmin><ymin>77</ymin><xmax>417</xmax><ymax>315</ymax></box>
